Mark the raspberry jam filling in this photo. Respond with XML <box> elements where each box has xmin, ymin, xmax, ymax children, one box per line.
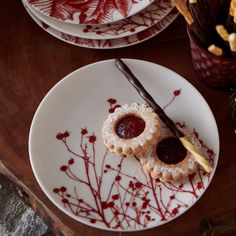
<box><xmin>156</xmin><ymin>137</ymin><xmax>187</xmax><ymax>164</ymax></box>
<box><xmin>116</xmin><ymin>115</ymin><xmax>145</xmax><ymax>139</ymax></box>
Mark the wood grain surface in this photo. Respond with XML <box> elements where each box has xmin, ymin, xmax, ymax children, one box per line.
<box><xmin>0</xmin><ymin>1</ymin><xmax>236</xmax><ymax>235</ymax></box>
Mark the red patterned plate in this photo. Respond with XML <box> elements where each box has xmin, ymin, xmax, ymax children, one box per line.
<box><xmin>24</xmin><ymin>3</ymin><xmax>179</xmax><ymax>49</ymax></box>
<box><xmin>29</xmin><ymin>59</ymin><xmax>219</xmax><ymax>231</ymax></box>
<box><xmin>25</xmin><ymin>0</ymin><xmax>174</xmax><ymax>40</ymax></box>
<box><xmin>26</xmin><ymin>0</ymin><xmax>154</xmax><ymax>25</ymax></box>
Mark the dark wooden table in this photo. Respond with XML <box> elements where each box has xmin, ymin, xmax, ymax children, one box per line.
<box><xmin>1</xmin><ymin>1</ymin><xmax>236</xmax><ymax>235</ymax></box>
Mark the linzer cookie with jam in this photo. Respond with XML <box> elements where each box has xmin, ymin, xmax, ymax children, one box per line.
<box><xmin>102</xmin><ymin>103</ymin><xmax>161</xmax><ymax>157</ymax></box>
<box><xmin>140</xmin><ymin>124</ymin><xmax>199</xmax><ymax>182</ymax></box>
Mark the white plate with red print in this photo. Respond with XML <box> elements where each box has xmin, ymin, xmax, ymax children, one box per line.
<box><xmin>24</xmin><ymin>3</ymin><xmax>179</xmax><ymax>49</ymax></box>
<box><xmin>29</xmin><ymin>59</ymin><xmax>219</xmax><ymax>231</ymax></box>
<box><xmin>26</xmin><ymin>0</ymin><xmax>154</xmax><ymax>25</ymax></box>
<box><xmin>25</xmin><ymin>0</ymin><xmax>174</xmax><ymax>40</ymax></box>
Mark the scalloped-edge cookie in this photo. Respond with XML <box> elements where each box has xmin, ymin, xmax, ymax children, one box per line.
<box><xmin>140</xmin><ymin>123</ymin><xmax>200</xmax><ymax>182</ymax></box>
<box><xmin>102</xmin><ymin>103</ymin><xmax>161</xmax><ymax>157</ymax></box>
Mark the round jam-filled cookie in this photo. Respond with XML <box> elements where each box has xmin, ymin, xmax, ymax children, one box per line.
<box><xmin>102</xmin><ymin>103</ymin><xmax>161</xmax><ymax>157</ymax></box>
<box><xmin>140</xmin><ymin>124</ymin><xmax>199</xmax><ymax>182</ymax></box>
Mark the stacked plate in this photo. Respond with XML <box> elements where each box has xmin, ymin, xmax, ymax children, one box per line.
<box><xmin>22</xmin><ymin>0</ymin><xmax>178</xmax><ymax>49</ymax></box>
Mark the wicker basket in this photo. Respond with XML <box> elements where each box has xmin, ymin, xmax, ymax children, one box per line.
<box><xmin>187</xmin><ymin>27</ymin><xmax>236</xmax><ymax>89</ymax></box>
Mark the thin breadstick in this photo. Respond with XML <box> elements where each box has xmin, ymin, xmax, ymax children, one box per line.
<box><xmin>229</xmin><ymin>0</ymin><xmax>236</xmax><ymax>17</ymax></box>
<box><xmin>180</xmin><ymin>137</ymin><xmax>212</xmax><ymax>173</ymax></box>
<box><xmin>208</xmin><ymin>44</ymin><xmax>223</xmax><ymax>56</ymax></box>
<box><xmin>215</xmin><ymin>25</ymin><xmax>229</xmax><ymax>41</ymax></box>
<box><xmin>172</xmin><ymin>0</ymin><xmax>194</xmax><ymax>25</ymax></box>
<box><xmin>234</xmin><ymin>8</ymin><xmax>236</xmax><ymax>24</ymax></box>
<box><xmin>229</xmin><ymin>33</ymin><xmax>236</xmax><ymax>52</ymax></box>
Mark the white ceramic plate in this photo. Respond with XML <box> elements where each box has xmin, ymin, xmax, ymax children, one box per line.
<box><xmin>29</xmin><ymin>59</ymin><xmax>219</xmax><ymax>232</ymax></box>
<box><xmin>23</xmin><ymin>3</ymin><xmax>179</xmax><ymax>49</ymax></box>
<box><xmin>24</xmin><ymin>0</ymin><xmax>174</xmax><ymax>40</ymax></box>
<box><xmin>26</xmin><ymin>0</ymin><xmax>154</xmax><ymax>25</ymax></box>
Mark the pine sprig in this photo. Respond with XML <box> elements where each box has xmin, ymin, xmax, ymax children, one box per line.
<box><xmin>229</xmin><ymin>88</ymin><xmax>236</xmax><ymax>120</ymax></box>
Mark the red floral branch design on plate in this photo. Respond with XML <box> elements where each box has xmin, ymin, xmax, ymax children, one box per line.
<box><xmin>53</xmin><ymin>91</ymin><xmax>215</xmax><ymax>230</ymax></box>
<box><xmin>27</xmin><ymin>0</ymin><xmax>151</xmax><ymax>24</ymax></box>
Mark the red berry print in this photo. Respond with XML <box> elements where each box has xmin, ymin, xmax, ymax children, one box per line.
<box><xmin>56</xmin><ymin>131</ymin><xmax>69</xmax><ymax>140</ymax></box>
<box><xmin>163</xmin><ymin>88</ymin><xmax>182</xmax><ymax>110</ymax></box>
<box><xmin>173</xmin><ymin>89</ymin><xmax>181</xmax><ymax>96</ymax></box>
<box><xmin>129</xmin><ymin>181</ymin><xmax>134</xmax><ymax>188</ymax></box>
<box><xmin>135</xmin><ymin>182</ymin><xmax>142</xmax><ymax>188</ymax></box>
<box><xmin>109</xmin><ymin>108</ymin><xmax>114</xmax><ymax>113</ymax></box>
<box><xmin>88</xmin><ymin>135</ymin><xmax>96</xmax><ymax>143</ymax></box>
<box><xmin>197</xmin><ymin>182</ymin><xmax>203</xmax><ymax>189</ymax></box>
<box><xmin>115</xmin><ymin>175</ymin><xmax>121</xmax><ymax>181</ymax></box>
<box><xmin>56</xmin><ymin>133</ymin><xmax>64</xmax><ymax>140</ymax></box>
<box><xmin>81</xmin><ymin>128</ymin><xmax>87</xmax><ymax>135</ymax></box>
<box><xmin>60</xmin><ymin>166</ymin><xmax>67</xmax><ymax>171</ymax></box>
<box><xmin>62</xmin><ymin>198</ymin><xmax>69</xmax><ymax>204</ymax></box>
<box><xmin>179</xmin><ymin>183</ymin><xmax>183</xmax><ymax>189</ymax></box>
<box><xmin>101</xmin><ymin>201</ymin><xmax>108</xmax><ymax>209</ymax></box>
<box><xmin>114</xmin><ymin>210</ymin><xmax>119</xmax><ymax>216</ymax></box>
<box><xmin>60</xmin><ymin>186</ymin><xmax>67</xmax><ymax>192</ymax></box>
<box><xmin>107</xmin><ymin>98</ymin><xmax>121</xmax><ymax>113</ymax></box>
<box><xmin>107</xmin><ymin>98</ymin><xmax>116</xmax><ymax>104</ymax></box>
<box><xmin>68</xmin><ymin>158</ymin><xmax>74</xmax><ymax>165</ymax></box>
<box><xmin>90</xmin><ymin>219</ymin><xmax>96</xmax><ymax>224</ymax></box>
<box><xmin>172</xmin><ymin>207</ymin><xmax>179</xmax><ymax>216</ymax></box>
<box><xmin>64</xmin><ymin>131</ymin><xmax>69</xmax><ymax>137</ymax></box>
<box><xmin>53</xmin><ymin>188</ymin><xmax>59</xmax><ymax>193</ymax></box>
